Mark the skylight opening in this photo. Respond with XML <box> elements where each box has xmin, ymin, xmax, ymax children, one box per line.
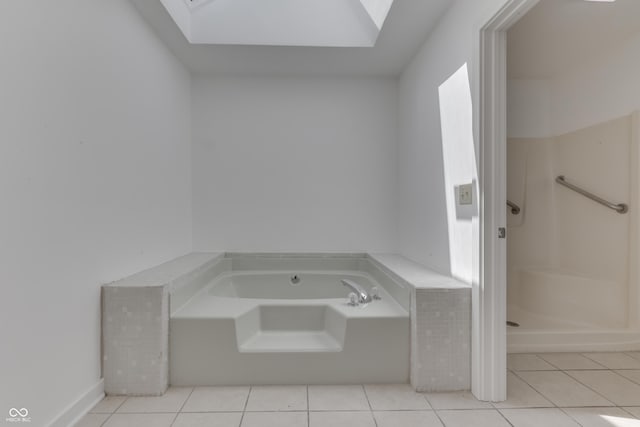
<box><xmin>161</xmin><ymin>0</ymin><xmax>395</xmax><ymax>47</ymax></box>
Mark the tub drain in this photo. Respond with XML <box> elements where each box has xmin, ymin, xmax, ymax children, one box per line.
<box><xmin>507</xmin><ymin>321</ymin><xmax>520</xmax><ymax>327</ymax></box>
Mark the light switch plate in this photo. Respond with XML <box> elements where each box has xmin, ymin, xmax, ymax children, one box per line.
<box><xmin>459</xmin><ymin>184</ymin><xmax>473</xmax><ymax>205</ymax></box>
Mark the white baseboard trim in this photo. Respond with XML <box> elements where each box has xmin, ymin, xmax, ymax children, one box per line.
<box><xmin>48</xmin><ymin>379</ymin><xmax>104</xmax><ymax>427</ymax></box>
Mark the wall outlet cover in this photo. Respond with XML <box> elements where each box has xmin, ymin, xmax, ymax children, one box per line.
<box><xmin>459</xmin><ymin>184</ymin><xmax>473</xmax><ymax>205</ymax></box>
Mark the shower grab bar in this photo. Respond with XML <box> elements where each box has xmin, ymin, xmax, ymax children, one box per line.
<box><xmin>507</xmin><ymin>200</ymin><xmax>521</xmax><ymax>215</ymax></box>
<box><xmin>555</xmin><ymin>175</ymin><xmax>628</xmax><ymax>214</ymax></box>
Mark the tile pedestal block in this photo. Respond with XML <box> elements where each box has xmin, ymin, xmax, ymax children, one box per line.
<box><xmin>102</xmin><ymin>286</ymin><xmax>169</xmax><ymax>395</ymax></box>
<box><xmin>410</xmin><ymin>288</ymin><xmax>471</xmax><ymax>392</ymax></box>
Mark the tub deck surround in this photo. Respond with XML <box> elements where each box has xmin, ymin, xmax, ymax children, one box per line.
<box><xmin>102</xmin><ymin>253</ymin><xmax>223</xmax><ymax>396</ymax></box>
<box><xmin>103</xmin><ymin>252</ymin><xmax>471</xmax><ymax>396</ymax></box>
<box><xmin>368</xmin><ymin>254</ymin><xmax>472</xmax><ymax>392</ymax></box>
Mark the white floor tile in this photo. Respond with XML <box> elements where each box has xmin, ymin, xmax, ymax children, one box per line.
<box><xmin>181</xmin><ymin>387</ymin><xmax>249</xmax><ymax>412</ymax></box>
<box><xmin>582</xmin><ymin>353</ymin><xmax>640</xmax><ymax>370</ymax></box>
<box><xmin>90</xmin><ymin>396</ymin><xmax>126</xmax><ymax>414</ymax></box>
<box><xmin>241</xmin><ymin>412</ymin><xmax>307</xmax><ymax>427</ymax></box>
<box><xmin>308</xmin><ymin>385</ymin><xmax>369</xmax><ymax>411</ymax></box>
<box><xmin>373</xmin><ymin>411</ymin><xmax>443</xmax><ymax>427</ymax></box>
<box><xmin>538</xmin><ymin>353</ymin><xmax>606</xmax><ymax>370</ymax></box>
<box><xmin>624</xmin><ymin>407</ymin><xmax>640</xmax><ymax>418</ymax></box>
<box><xmin>309</xmin><ymin>411</ymin><xmax>375</xmax><ymax>427</ymax></box>
<box><xmin>617</xmin><ymin>370</ymin><xmax>640</xmax><ymax>385</ymax></box>
<box><xmin>567</xmin><ymin>371</ymin><xmax>640</xmax><ymax>406</ymax></box>
<box><xmin>172</xmin><ymin>412</ymin><xmax>242</xmax><ymax>427</ymax></box>
<box><xmin>364</xmin><ymin>384</ymin><xmax>430</xmax><ymax>410</ymax></box>
<box><xmin>516</xmin><ymin>371</ymin><xmax>613</xmax><ymax>407</ymax></box>
<box><xmin>115</xmin><ymin>387</ymin><xmax>192</xmax><ymax>413</ymax></box>
<box><xmin>500</xmin><ymin>408</ymin><xmax>580</xmax><ymax>426</ymax></box>
<box><xmin>437</xmin><ymin>409</ymin><xmax>511</xmax><ymax>427</ymax></box>
<box><xmin>564</xmin><ymin>407</ymin><xmax>640</xmax><ymax>427</ymax></box>
<box><xmin>425</xmin><ymin>391</ymin><xmax>493</xmax><ymax>410</ymax></box>
<box><xmin>102</xmin><ymin>413</ymin><xmax>175</xmax><ymax>427</ymax></box>
<box><xmin>74</xmin><ymin>413</ymin><xmax>110</xmax><ymax>427</ymax></box>
<box><xmin>493</xmin><ymin>372</ymin><xmax>553</xmax><ymax>409</ymax></box>
<box><xmin>508</xmin><ymin>354</ymin><xmax>556</xmax><ymax>371</ymax></box>
<box><xmin>245</xmin><ymin>386</ymin><xmax>307</xmax><ymax>411</ymax></box>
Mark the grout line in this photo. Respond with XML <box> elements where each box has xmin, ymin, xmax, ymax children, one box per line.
<box><xmin>561</xmin><ymin>369</ymin><xmax>617</xmax><ymax>407</ymax></box>
<box><xmin>103</xmin><ymin>410</ymin><xmax>246</xmax><ymax>414</ymax></box>
<box><xmin>301</xmin><ymin>409</ymin><xmax>375</xmax><ymax>412</ymax></box>
<box><xmin>494</xmin><ymin>408</ymin><xmax>516</xmax><ymax>427</ymax></box>
<box><xmin>625</xmin><ymin>352</ymin><xmax>640</xmax><ymax>362</ymax></box>
<box><xmin>113</xmin><ymin>396</ymin><xmax>128</xmax><ymax>413</ymax></box>
<box><xmin>177</xmin><ymin>387</ymin><xmax>195</xmax><ymax>413</ymax></box>
<box><xmin>361</xmin><ymin>385</ymin><xmax>378</xmax><ymax>427</ymax></box>
<box><xmin>170</xmin><ymin>387</ymin><xmax>195</xmax><ymax>427</ymax></box>
<box><xmin>609</xmin><ymin>368</ymin><xmax>640</xmax><ymax>387</ymax></box>
<box><xmin>422</xmin><ymin>390</ymin><xmax>434</xmax><ymax>410</ymax></box>
<box><xmin>510</xmin><ymin>370</ymin><xmax>560</xmax><ymax>410</ymax></box>
<box><xmin>306</xmin><ymin>385</ymin><xmax>310</xmax><ymax>427</ymax></box>
<box><xmin>556</xmin><ymin>406</ymin><xmax>592</xmax><ymax>427</ymax></box>
<box><xmin>432</xmin><ymin>409</ymin><xmax>447</xmax><ymax>427</ymax></box>
<box><xmin>537</xmin><ymin>352</ymin><xmax>608</xmax><ymax>371</ymax></box>
<box><xmin>534</xmin><ymin>353</ymin><xmax>570</xmax><ymax>371</ymax></box>
<box><xmin>97</xmin><ymin>394</ymin><xmax>131</xmax><ymax>427</ymax></box>
<box><xmin>620</xmin><ymin>406</ymin><xmax>640</xmax><ymax>419</ymax></box>
<box><xmin>579</xmin><ymin>353</ymin><xmax>613</xmax><ymax>369</ymax></box>
<box><xmin>99</xmin><ymin>413</ymin><xmax>112</xmax><ymax>427</ymax></box>
<box><xmin>238</xmin><ymin>386</ymin><xmax>251</xmax><ymax>427</ymax></box>
<box><xmin>169</xmin><ymin>412</ymin><xmax>180</xmax><ymax>427</ymax></box>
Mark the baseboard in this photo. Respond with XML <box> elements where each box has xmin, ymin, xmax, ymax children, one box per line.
<box><xmin>48</xmin><ymin>379</ymin><xmax>104</xmax><ymax>427</ymax></box>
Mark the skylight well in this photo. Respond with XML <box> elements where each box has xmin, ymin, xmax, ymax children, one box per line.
<box><xmin>161</xmin><ymin>0</ymin><xmax>395</xmax><ymax>47</ymax></box>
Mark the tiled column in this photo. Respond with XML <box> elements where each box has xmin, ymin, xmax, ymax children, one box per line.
<box><xmin>102</xmin><ymin>285</ymin><xmax>169</xmax><ymax>396</ymax></box>
<box><xmin>411</xmin><ymin>288</ymin><xmax>471</xmax><ymax>392</ymax></box>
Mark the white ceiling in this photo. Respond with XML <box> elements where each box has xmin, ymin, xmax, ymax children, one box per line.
<box><xmin>508</xmin><ymin>0</ymin><xmax>640</xmax><ymax>79</ymax></box>
<box><xmin>130</xmin><ymin>0</ymin><xmax>451</xmax><ymax>76</ymax></box>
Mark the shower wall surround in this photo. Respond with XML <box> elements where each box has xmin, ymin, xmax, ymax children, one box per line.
<box><xmin>507</xmin><ymin>114</ymin><xmax>633</xmax><ymax>331</ymax></box>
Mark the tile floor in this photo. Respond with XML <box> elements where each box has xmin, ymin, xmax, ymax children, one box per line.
<box><xmin>77</xmin><ymin>352</ymin><xmax>640</xmax><ymax>427</ymax></box>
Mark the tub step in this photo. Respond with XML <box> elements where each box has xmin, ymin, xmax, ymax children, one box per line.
<box><xmin>238</xmin><ymin>331</ymin><xmax>343</xmax><ymax>353</ymax></box>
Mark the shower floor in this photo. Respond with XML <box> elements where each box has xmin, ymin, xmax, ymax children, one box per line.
<box><xmin>508</xmin><ymin>305</ymin><xmax>640</xmax><ymax>353</ymax></box>
<box><xmin>507</xmin><ymin>305</ymin><xmax>594</xmax><ymax>330</ymax></box>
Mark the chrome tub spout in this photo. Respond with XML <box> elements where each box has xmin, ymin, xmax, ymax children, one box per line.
<box><xmin>341</xmin><ymin>279</ymin><xmax>372</xmax><ymax>304</ymax></box>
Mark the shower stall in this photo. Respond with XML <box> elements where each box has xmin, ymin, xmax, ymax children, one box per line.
<box><xmin>506</xmin><ymin>112</ymin><xmax>640</xmax><ymax>352</ymax></box>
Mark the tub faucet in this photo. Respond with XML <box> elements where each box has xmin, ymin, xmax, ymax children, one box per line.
<box><xmin>341</xmin><ymin>279</ymin><xmax>372</xmax><ymax>304</ymax></box>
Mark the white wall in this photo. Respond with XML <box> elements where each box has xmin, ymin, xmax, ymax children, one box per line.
<box><xmin>507</xmin><ymin>80</ymin><xmax>552</xmax><ymax>139</ymax></box>
<box><xmin>191</xmin><ymin>76</ymin><xmax>397</xmax><ymax>253</ymax></box>
<box><xmin>0</xmin><ymin>1</ymin><xmax>192</xmax><ymax>425</ymax></box>
<box><xmin>397</xmin><ymin>0</ymin><xmax>517</xmax><ymax>401</ymax></box>
<box><xmin>551</xmin><ymin>31</ymin><xmax>640</xmax><ymax>137</ymax></box>
<box><xmin>397</xmin><ymin>0</ymin><xmax>511</xmax><ymax>281</ymax></box>
<box><xmin>508</xmin><ymin>31</ymin><xmax>640</xmax><ymax>139</ymax></box>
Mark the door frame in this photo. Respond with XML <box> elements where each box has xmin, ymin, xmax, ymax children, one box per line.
<box><xmin>474</xmin><ymin>0</ymin><xmax>539</xmax><ymax>401</ymax></box>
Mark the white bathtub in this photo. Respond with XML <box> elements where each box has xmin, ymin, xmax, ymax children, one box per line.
<box><xmin>208</xmin><ymin>271</ymin><xmax>379</xmax><ymax>299</ymax></box>
<box><xmin>170</xmin><ymin>256</ymin><xmax>410</xmax><ymax>385</ymax></box>
<box><xmin>508</xmin><ymin>268</ymin><xmax>640</xmax><ymax>352</ymax></box>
